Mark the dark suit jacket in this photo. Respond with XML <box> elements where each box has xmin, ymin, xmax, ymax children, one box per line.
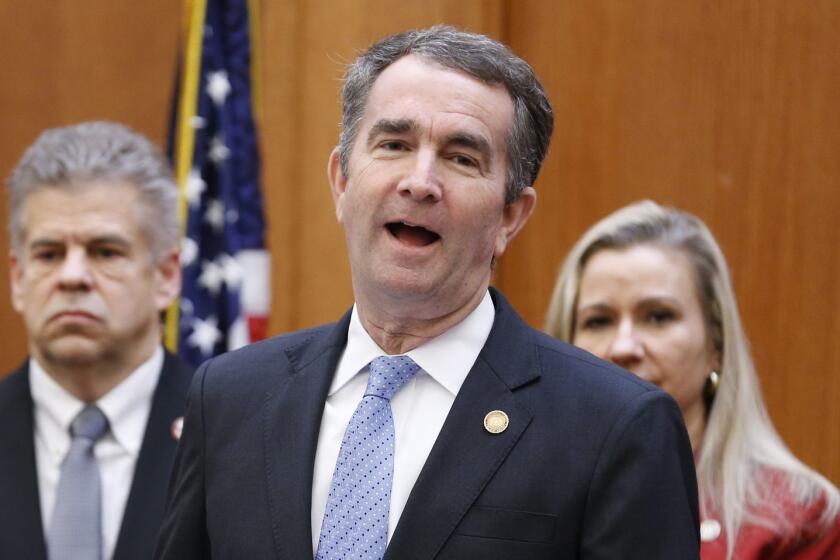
<box><xmin>0</xmin><ymin>350</ymin><xmax>194</xmax><ymax>560</ymax></box>
<box><xmin>157</xmin><ymin>289</ymin><xmax>699</xmax><ymax>559</ymax></box>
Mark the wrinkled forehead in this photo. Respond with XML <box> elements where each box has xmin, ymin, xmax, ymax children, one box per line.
<box><xmin>361</xmin><ymin>55</ymin><xmax>514</xmax><ymax>144</ymax></box>
<box><xmin>18</xmin><ymin>180</ymin><xmax>149</xmax><ymax>243</ymax></box>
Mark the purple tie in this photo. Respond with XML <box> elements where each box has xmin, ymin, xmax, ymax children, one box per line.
<box><xmin>316</xmin><ymin>355</ymin><xmax>420</xmax><ymax>560</ymax></box>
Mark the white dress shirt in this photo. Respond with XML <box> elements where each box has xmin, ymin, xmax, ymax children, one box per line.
<box><xmin>29</xmin><ymin>346</ymin><xmax>163</xmax><ymax>560</ymax></box>
<box><xmin>311</xmin><ymin>291</ymin><xmax>495</xmax><ymax>552</ymax></box>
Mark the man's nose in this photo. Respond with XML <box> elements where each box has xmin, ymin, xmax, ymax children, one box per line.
<box><xmin>606</xmin><ymin>320</ymin><xmax>644</xmax><ymax>369</ymax></box>
<box><xmin>57</xmin><ymin>248</ymin><xmax>94</xmax><ymax>289</ymax></box>
<box><xmin>397</xmin><ymin>151</ymin><xmax>443</xmax><ymax>202</ymax></box>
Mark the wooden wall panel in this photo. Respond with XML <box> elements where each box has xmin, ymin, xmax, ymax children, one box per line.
<box><xmin>0</xmin><ymin>1</ymin><xmax>181</xmax><ymax>373</ymax></box>
<box><xmin>1</xmin><ymin>1</ymin><xmax>837</xmax><ymax>488</ymax></box>
<box><xmin>499</xmin><ymin>1</ymin><xmax>840</xmax><ymax>485</ymax></box>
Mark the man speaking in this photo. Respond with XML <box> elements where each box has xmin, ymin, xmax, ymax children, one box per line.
<box><xmin>157</xmin><ymin>26</ymin><xmax>699</xmax><ymax>559</ymax></box>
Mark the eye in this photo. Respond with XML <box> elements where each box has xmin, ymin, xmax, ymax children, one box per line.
<box><xmin>32</xmin><ymin>249</ymin><xmax>61</xmax><ymax>262</ymax></box>
<box><xmin>378</xmin><ymin>140</ymin><xmax>408</xmax><ymax>152</ymax></box>
<box><xmin>647</xmin><ymin>309</ymin><xmax>676</xmax><ymax>326</ymax></box>
<box><xmin>450</xmin><ymin>154</ymin><xmax>479</xmax><ymax>168</ymax></box>
<box><xmin>580</xmin><ymin>315</ymin><xmax>613</xmax><ymax>330</ymax></box>
<box><xmin>91</xmin><ymin>246</ymin><xmax>124</xmax><ymax>259</ymax></box>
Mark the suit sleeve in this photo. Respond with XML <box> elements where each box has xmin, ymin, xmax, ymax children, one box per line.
<box><xmin>154</xmin><ymin>361</ymin><xmax>211</xmax><ymax>559</ymax></box>
<box><xmin>580</xmin><ymin>389</ymin><xmax>700</xmax><ymax>559</ymax></box>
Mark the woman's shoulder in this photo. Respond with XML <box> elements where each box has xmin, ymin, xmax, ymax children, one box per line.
<box><xmin>701</xmin><ymin>468</ymin><xmax>840</xmax><ymax>559</ymax></box>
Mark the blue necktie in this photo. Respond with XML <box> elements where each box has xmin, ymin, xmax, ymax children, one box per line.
<box><xmin>316</xmin><ymin>355</ymin><xmax>420</xmax><ymax>560</ymax></box>
<box><xmin>48</xmin><ymin>404</ymin><xmax>109</xmax><ymax>560</ymax></box>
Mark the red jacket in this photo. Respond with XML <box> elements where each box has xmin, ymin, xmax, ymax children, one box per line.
<box><xmin>701</xmin><ymin>492</ymin><xmax>840</xmax><ymax>559</ymax></box>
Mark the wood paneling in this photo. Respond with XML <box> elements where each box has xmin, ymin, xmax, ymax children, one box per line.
<box><xmin>499</xmin><ymin>1</ymin><xmax>840</xmax><ymax>485</ymax></box>
<box><xmin>0</xmin><ymin>1</ymin><xmax>181</xmax><ymax>372</ymax></box>
<box><xmin>1</xmin><ymin>1</ymin><xmax>837</xmax><ymax>486</ymax></box>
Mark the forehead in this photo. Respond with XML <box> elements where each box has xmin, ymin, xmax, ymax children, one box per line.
<box><xmin>579</xmin><ymin>245</ymin><xmax>699</xmax><ymax>302</ymax></box>
<box><xmin>359</xmin><ymin>55</ymin><xmax>514</xmax><ymax>149</ymax></box>
<box><xmin>20</xmin><ymin>181</ymin><xmax>145</xmax><ymax>243</ymax></box>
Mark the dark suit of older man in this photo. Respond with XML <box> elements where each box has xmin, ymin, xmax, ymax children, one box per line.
<box><xmin>0</xmin><ymin>352</ymin><xmax>193</xmax><ymax>560</ymax></box>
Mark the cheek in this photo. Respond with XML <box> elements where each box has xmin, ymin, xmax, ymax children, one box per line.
<box><xmin>571</xmin><ymin>333</ymin><xmax>607</xmax><ymax>358</ymax></box>
<box><xmin>654</xmin><ymin>336</ymin><xmax>712</xmax><ymax>394</ymax></box>
<box><xmin>13</xmin><ymin>275</ymin><xmax>45</xmax><ymax>313</ymax></box>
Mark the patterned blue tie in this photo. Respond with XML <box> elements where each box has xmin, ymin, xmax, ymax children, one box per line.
<box><xmin>316</xmin><ymin>355</ymin><xmax>420</xmax><ymax>560</ymax></box>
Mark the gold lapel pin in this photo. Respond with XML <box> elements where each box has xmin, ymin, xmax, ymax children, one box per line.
<box><xmin>483</xmin><ymin>410</ymin><xmax>509</xmax><ymax>434</ymax></box>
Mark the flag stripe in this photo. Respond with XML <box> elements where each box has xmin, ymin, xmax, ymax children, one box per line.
<box><xmin>167</xmin><ymin>0</ymin><xmax>270</xmax><ymax>367</ymax></box>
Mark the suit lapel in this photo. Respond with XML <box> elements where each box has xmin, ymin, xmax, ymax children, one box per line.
<box><xmin>113</xmin><ymin>352</ymin><xmax>193</xmax><ymax>560</ymax></box>
<box><xmin>263</xmin><ymin>313</ymin><xmax>351</xmax><ymax>560</ymax></box>
<box><xmin>385</xmin><ymin>289</ymin><xmax>539</xmax><ymax>560</ymax></box>
<box><xmin>0</xmin><ymin>364</ymin><xmax>48</xmax><ymax>560</ymax></box>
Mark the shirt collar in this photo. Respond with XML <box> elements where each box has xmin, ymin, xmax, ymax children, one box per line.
<box><xmin>330</xmin><ymin>290</ymin><xmax>495</xmax><ymax>396</ymax></box>
<box><xmin>29</xmin><ymin>347</ymin><xmax>164</xmax><ymax>460</ymax></box>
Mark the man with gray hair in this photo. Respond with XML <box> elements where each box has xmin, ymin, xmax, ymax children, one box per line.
<box><xmin>0</xmin><ymin>121</ymin><xmax>194</xmax><ymax>560</ymax></box>
<box><xmin>158</xmin><ymin>26</ymin><xmax>699</xmax><ymax>558</ymax></box>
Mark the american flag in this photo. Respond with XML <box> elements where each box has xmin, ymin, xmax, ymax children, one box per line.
<box><xmin>166</xmin><ymin>0</ymin><xmax>269</xmax><ymax>367</ymax></box>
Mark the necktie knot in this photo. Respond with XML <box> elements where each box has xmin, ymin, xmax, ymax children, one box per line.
<box><xmin>71</xmin><ymin>405</ymin><xmax>109</xmax><ymax>442</ymax></box>
<box><xmin>366</xmin><ymin>355</ymin><xmax>420</xmax><ymax>400</ymax></box>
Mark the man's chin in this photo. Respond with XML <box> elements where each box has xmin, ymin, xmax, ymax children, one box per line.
<box><xmin>36</xmin><ymin>336</ymin><xmax>108</xmax><ymax>369</ymax></box>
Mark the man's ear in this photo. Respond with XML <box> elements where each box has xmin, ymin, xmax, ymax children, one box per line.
<box><xmin>9</xmin><ymin>251</ymin><xmax>24</xmax><ymax>313</ymax></box>
<box><xmin>327</xmin><ymin>147</ymin><xmax>348</xmax><ymax>223</ymax></box>
<box><xmin>494</xmin><ymin>186</ymin><xmax>537</xmax><ymax>258</ymax></box>
<box><xmin>154</xmin><ymin>248</ymin><xmax>182</xmax><ymax>311</ymax></box>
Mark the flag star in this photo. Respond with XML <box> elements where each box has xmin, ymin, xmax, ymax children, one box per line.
<box><xmin>219</xmin><ymin>254</ymin><xmax>243</xmax><ymax>289</ymax></box>
<box><xmin>208</xmin><ymin>135</ymin><xmax>230</xmax><ymax>164</ymax></box>
<box><xmin>179</xmin><ymin>297</ymin><xmax>195</xmax><ymax>319</ymax></box>
<box><xmin>206</xmin><ymin>71</ymin><xmax>231</xmax><ymax>106</ymax></box>
<box><xmin>198</xmin><ymin>259</ymin><xmax>225</xmax><ymax>295</ymax></box>
<box><xmin>187</xmin><ymin>315</ymin><xmax>222</xmax><ymax>356</ymax></box>
<box><xmin>181</xmin><ymin>237</ymin><xmax>199</xmax><ymax>267</ymax></box>
<box><xmin>226</xmin><ymin>208</ymin><xmax>239</xmax><ymax>223</ymax></box>
<box><xmin>191</xmin><ymin>115</ymin><xmax>206</xmax><ymax>129</ymax></box>
<box><xmin>204</xmin><ymin>199</ymin><xmax>225</xmax><ymax>232</ymax></box>
<box><xmin>185</xmin><ymin>169</ymin><xmax>206</xmax><ymax>208</ymax></box>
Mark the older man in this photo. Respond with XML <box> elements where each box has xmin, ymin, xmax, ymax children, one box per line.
<box><xmin>157</xmin><ymin>27</ymin><xmax>699</xmax><ymax>559</ymax></box>
<box><xmin>0</xmin><ymin>122</ymin><xmax>193</xmax><ymax>560</ymax></box>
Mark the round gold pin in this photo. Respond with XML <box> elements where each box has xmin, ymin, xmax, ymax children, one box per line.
<box><xmin>483</xmin><ymin>410</ymin><xmax>509</xmax><ymax>434</ymax></box>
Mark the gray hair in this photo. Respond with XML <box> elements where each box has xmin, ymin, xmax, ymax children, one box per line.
<box><xmin>7</xmin><ymin>121</ymin><xmax>179</xmax><ymax>262</ymax></box>
<box><xmin>338</xmin><ymin>25</ymin><xmax>554</xmax><ymax>204</ymax></box>
<box><xmin>546</xmin><ymin>200</ymin><xmax>839</xmax><ymax>560</ymax></box>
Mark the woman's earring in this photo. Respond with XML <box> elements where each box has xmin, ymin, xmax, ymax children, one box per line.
<box><xmin>705</xmin><ymin>370</ymin><xmax>720</xmax><ymax>397</ymax></box>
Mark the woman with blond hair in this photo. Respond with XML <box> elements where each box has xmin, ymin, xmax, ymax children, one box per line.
<box><xmin>546</xmin><ymin>200</ymin><xmax>839</xmax><ymax>559</ymax></box>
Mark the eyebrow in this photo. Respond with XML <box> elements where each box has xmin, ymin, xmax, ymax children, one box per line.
<box><xmin>366</xmin><ymin>119</ymin><xmax>494</xmax><ymax>163</ymax></box>
<box><xmin>28</xmin><ymin>234</ymin><xmax>132</xmax><ymax>250</ymax></box>
<box><xmin>576</xmin><ymin>302</ymin><xmax>613</xmax><ymax>315</ymax></box>
<box><xmin>577</xmin><ymin>296</ymin><xmax>682</xmax><ymax>313</ymax></box>
<box><xmin>366</xmin><ymin>118</ymin><xmax>419</xmax><ymax>148</ymax></box>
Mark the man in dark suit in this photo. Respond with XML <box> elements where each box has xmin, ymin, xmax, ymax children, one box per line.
<box><xmin>157</xmin><ymin>26</ymin><xmax>700</xmax><ymax>559</ymax></box>
<box><xmin>0</xmin><ymin>121</ymin><xmax>193</xmax><ymax>560</ymax></box>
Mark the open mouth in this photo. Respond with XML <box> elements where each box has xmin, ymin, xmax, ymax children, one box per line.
<box><xmin>386</xmin><ymin>221</ymin><xmax>441</xmax><ymax>247</ymax></box>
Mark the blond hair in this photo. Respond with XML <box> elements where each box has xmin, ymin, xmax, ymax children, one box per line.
<box><xmin>546</xmin><ymin>200</ymin><xmax>839</xmax><ymax>559</ymax></box>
